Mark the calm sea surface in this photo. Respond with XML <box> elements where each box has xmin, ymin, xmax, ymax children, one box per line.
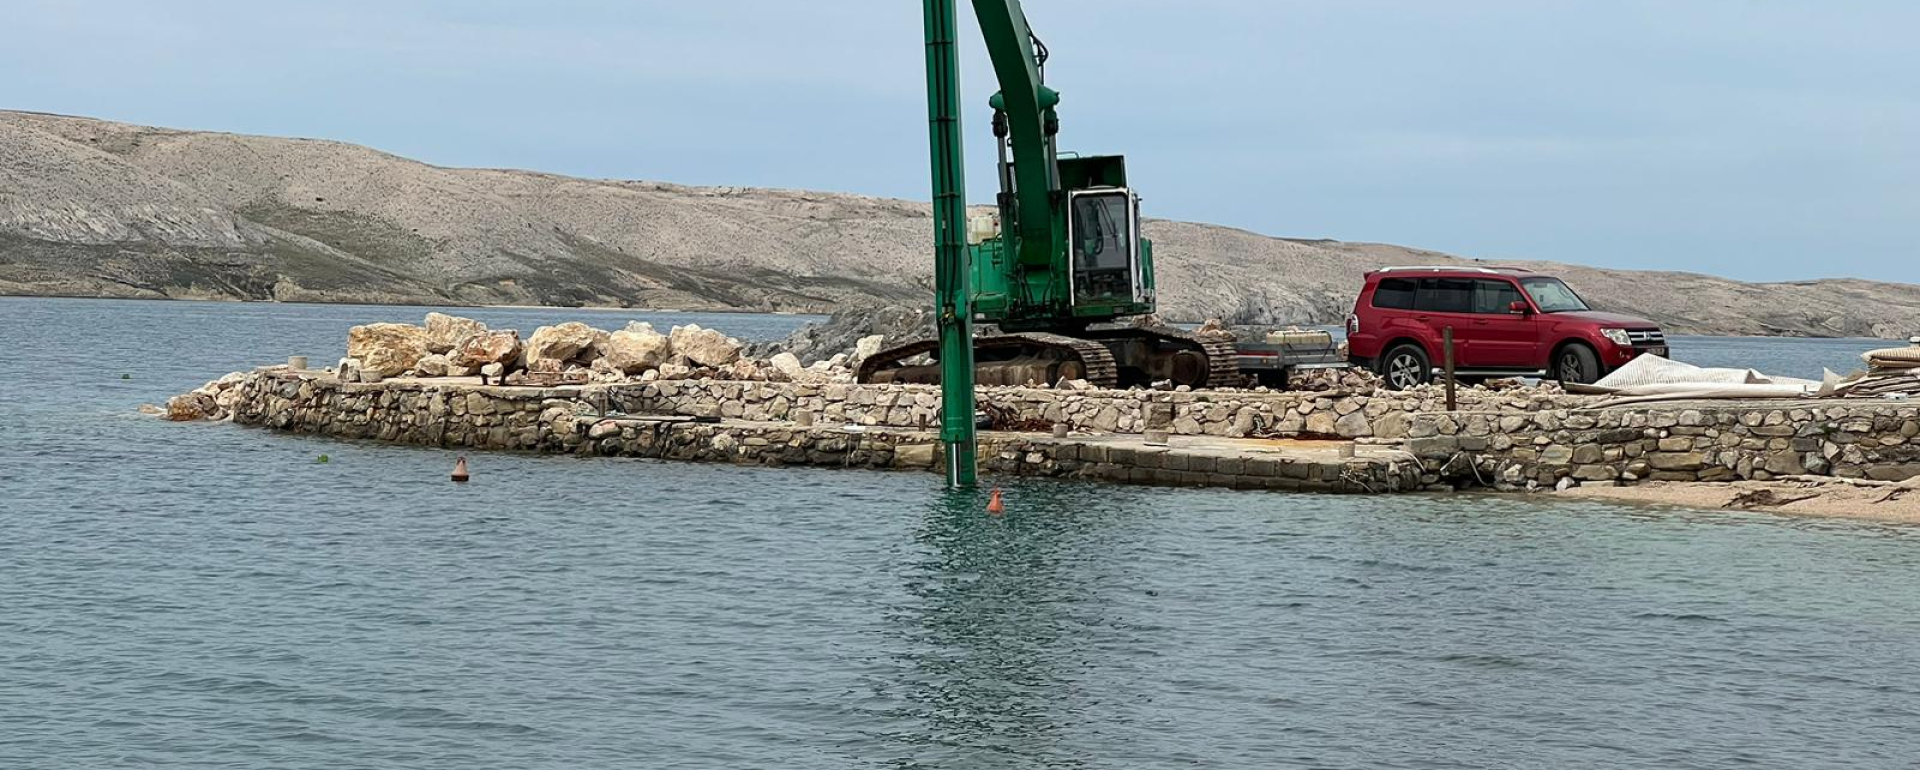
<box><xmin>3</xmin><ymin>297</ymin><xmax>1917</xmax><ymax>769</ymax></box>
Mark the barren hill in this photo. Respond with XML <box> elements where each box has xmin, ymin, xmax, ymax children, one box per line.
<box><xmin>3</xmin><ymin>110</ymin><xmax>1915</xmax><ymax>338</ymax></box>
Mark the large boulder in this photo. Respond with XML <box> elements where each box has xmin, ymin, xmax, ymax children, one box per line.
<box><xmin>450</xmin><ymin>330</ymin><xmax>523</xmax><ymax>369</ymax></box>
<box><xmin>670</xmin><ymin>323</ymin><xmax>743</xmax><ymax>367</ymax></box>
<box><xmin>164</xmin><ymin>393</ymin><xmax>213</xmax><ymax>422</ymax></box>
<box><xmin>424</xmin><ymin>313</ymin><xmax>487</xmax><ymax>354</ymax></box>
<box><xmin>347</xmin><ymin>323</ymin><xmax>432</xmax><ymax>377</ymax></box>
<box><xmin>605</xmin><ymin>322</ymin><xmax>673</xmax><ymax>374</ymax></box>
<box><xmin>526</xmin><ymin>322</ymin><xmax>607</xmax><ymax>366</ymax></box>
<box><xmin>769</xmin><ymin>352</ymin><xmax>811</xmax><ymax>381</ymax></box>
<box><xmin>852</xmin><ymin>334</ymin><xmax>885</xmax><ymax>368</ymax></box>
<box><xmin>414</xmin><ymin>354</ymin><xmax>450</xmax><ymax>377</ymax></box>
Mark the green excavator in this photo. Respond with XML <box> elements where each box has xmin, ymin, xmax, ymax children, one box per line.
<box><xmin>859</xmin><ymin>0</ymin><xmax>1239</xmax><ymax>392</ymax></box>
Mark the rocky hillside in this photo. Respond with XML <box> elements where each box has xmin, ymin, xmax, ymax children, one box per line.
<box><xmin>4</xmin><ymin>110</ymin><xmax>1916</xmax><ymax>338</ymax></box>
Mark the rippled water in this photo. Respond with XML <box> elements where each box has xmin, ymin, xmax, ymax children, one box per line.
<box><xmin>4</xmin><ymin>297</ymin><xmax>1918</xmax><ymax>769</ymax></box>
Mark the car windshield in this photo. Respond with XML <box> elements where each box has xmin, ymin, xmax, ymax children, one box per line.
<box><xmin>1520</xmin><ymin>277</ymin><xmax>1590</xmax><ymax>313</ymax></box>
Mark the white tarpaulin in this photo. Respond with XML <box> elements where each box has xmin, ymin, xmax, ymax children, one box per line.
<box><xmin>1591</xmin><ymin>354</ymin><xmax>1818</xmax><ymax>390</ymax></box>
<box><xmin>1578</xmin><ymin>355</ymin><xmax>1821</xmax><ymax>405</ymax></box>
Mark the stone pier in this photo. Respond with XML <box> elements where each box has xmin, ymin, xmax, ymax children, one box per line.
<box><xmin>200</xmin><ymin>368</ymin><xmax>1919</xmax><ymax>493</ymax></box>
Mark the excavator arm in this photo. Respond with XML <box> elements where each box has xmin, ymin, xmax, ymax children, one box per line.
<box><xmin>972</xmin><ymin>0</ymin><xmax>1061</xmax><ymax>268</ymax></box>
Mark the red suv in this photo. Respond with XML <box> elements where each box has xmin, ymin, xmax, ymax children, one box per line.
<box><xmin>1345</xmin><ymin>267</ymin><xmax>1667</xmax><ymax>389</ymax></box>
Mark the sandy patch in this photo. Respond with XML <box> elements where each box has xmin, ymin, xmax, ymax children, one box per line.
<box><xmin>1562</xmin><ymin>479</ymin><xmax>1920</xmax><ymax>524</ymax></box>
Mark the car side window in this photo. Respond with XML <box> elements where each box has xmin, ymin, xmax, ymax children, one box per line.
<box><xmin>1371</xmin><ymin>278</ymin><xmax>1416</xmax><ymax>309</ymax></box>
<box><xmin>1415</xmin><ymin>278</ymin><xmax>1473</xmax><ymax>313</ymax></box>
<box><xmin>1473</xmin><ymin>280</ymin><xmax>1523</xmax><ymax>314</ymax></box>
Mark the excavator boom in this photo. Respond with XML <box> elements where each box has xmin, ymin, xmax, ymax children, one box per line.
<box><xmin>971</xmin><ymin>0</ymin><xmax>1059</xmax><ymax>269</ymax></box>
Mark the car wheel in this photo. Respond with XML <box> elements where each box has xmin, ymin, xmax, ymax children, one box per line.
<box><xmin>1378</xmin><ymin>344</ymin><xmax>1431</xmax><ymax>390</ymax></box>
<box><xmin>1554</xmin><ymin>343</ymin><xmax>1602</xmax><ymax>385</ymax></box>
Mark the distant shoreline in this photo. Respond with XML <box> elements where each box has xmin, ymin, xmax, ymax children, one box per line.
<box><xmin>0</xmin><ymin>292</ymin><xmax>829</xmax><ymax>319</ymax></box>
<box><xmin>0</xmin><ymin>292</ymin><xmax>1907</xmax><ymax>341</ymax></box>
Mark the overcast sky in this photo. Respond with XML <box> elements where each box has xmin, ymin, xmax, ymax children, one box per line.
<box><xmin>4</xmin><ymin>0</ymin><xmax>1915</xmax><ymax>282</ymax></box>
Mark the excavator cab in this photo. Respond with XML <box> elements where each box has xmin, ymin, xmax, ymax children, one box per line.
<box><xmin>1068</xmin><ymin>188</ymin><xmax>1143</xmax><ymax>307</ymax></box>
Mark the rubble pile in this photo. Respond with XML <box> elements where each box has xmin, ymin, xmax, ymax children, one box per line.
<box><xmin>159</xmin><ymin>372</ymin><xmax>249</xmax><ymax>422</ymax></box>
<box><xmin>320</xmin><ymin>313</ymin><xmax>865</xmax><ymax>389</ymax></box>
<box><xmin>746</xmin><ymin>305</ymin><xmax>940</xmax><ymax>365</ymax></box>
<box><xmin>1286</xmin><ymin>367</ymin><xmax>1385</xmax><ymax>393</ymax></box>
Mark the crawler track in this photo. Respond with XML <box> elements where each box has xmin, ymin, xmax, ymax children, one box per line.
<box><xmin>1089</xmin><ymin>323</ymin><xmax>1244</xmax><ymax>389</ymax></box>
<box><xmin>858</xmin><ymin>333</ymin><xmax>1122</xmax><ymax>388</ymax></box>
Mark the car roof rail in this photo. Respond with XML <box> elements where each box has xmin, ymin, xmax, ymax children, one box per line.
<box><xmin>1369</xmin><ymin>265</ymin><xmax>1537</xmax><ymax>276</ymax></box>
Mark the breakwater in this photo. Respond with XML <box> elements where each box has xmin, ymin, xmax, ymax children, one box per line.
<box><xmin>203</xmin><ymin>368</ymin><xmax>1920</xmax><ymax>491</ymax></box>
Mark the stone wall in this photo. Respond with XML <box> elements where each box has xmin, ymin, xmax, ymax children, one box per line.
<box><xmin>224</xmin><ymin>370</ymin><xmax>1418</xmax><ymax>492</ymax></box>
<box><xmin>979</xmin><ymin>439</ymin><xmax>1423</xmax><ymax>493</ymax></box>
<box><xmin>603</xmin><ymin>379</ymin><xmax>1587</xmax><ymax>440</ymax></box>
<box><xmin>220</xmin><ymin>368</ymin><xmax>1915</xmax><ymax>494</ymax></box>
<box><xmin>1402</xmin><ymin>402</ymin><xmax>1920</xmax><ymax>488</ymax></box>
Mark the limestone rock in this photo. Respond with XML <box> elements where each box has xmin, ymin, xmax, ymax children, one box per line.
<box><xmin>424</xmin><ymin>312</ymin><xmax>487</xmax><ymax>354</ymax></box>
<box><xmin>347</xmin><ymin>323</ymin><xmax>431</xmax><ymax>377</ymax></box>
<box><xmin>1373</xmin><ymin>411</ymin><xmax>1412</xmax><ymax>440</ymax></box>
<box><xmin>671</xmin><ymin>324</ymin><xmax>744</xmax><ymax>367</ymax></box>
<box><xmin>1334</xmin><ymin>411</ymin><xmax>1372</xmax><ymax>438</ymax></box>
<box><xmin>526</xmin><ymin>322</ymin><xmax>605</xmax><ymax>365</ymax></box>
<box><xmin>769</xmin><ymin>352</ymin><xmax>814</xmax><ymax>382</ymax></box>
<box><xmin>1304</xmin><ymin>411</ymin><xmax>1338</xmax><ymax>436</ymax></box>
<box><xmin>852</xmin><ymin>334</ymin><xmax>886</xmax><ymax>367</ymax></box>
<box><xmin>1649</xmin><ymin>451</ymin><xmax>1708</xmax><ymax>471</ymax></box>
<box><xmin>589</xmin><ymin>357</ymin><xmax>626</xmax><ymax>384</ymax></box>
<box><xmin>165</xmin><ymin>393</ymin><xmax>212</xmax><ymax>421</ymax></box>
<box><xmin>605</xmin><ymin>322</ymin><xmax>672</xmax><ymax>374</ymax></box>
<box><xmin>1194</xmin><ymin>318</ymin><xmax>1234</xmax><ymax>341</ymax></box>
<box><xmin>451</xmin><ymin>330</ymin><xmax>523</xmax><ymax>369</ymax></box>
<box><xmin>415</xmin><ymin>354</ymin><xmax>449</xmax><ymax>377</ymax></box>
<box><xmin>894</xmin><ymin>444</ymin><xmax>937</xmax><ymax>469</ymax></box>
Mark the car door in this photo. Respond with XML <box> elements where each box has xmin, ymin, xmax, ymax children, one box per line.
<box><xmin>1468</xmin><ymin>278</ymin><xmax>1539</xmax><ymax>368</ymax></box>
<box><xmin>1412</xmin><ymin>277</ymin><xmax>1478</xmax><ymax>366</ymax></box>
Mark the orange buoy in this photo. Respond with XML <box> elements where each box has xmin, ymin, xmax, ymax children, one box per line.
<box><xmin>451</xmin><ymin>456</ymin><xmax>471</xmax><ymax>483</ymax></box>
<box><xmin>986</xmin><ymin>488</ymin><xmax>1005</xmax><ymax>516</ymax></box>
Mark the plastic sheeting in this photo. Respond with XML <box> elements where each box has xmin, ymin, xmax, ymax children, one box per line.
<box><xmin>1590</xmin><ymin>354</ymin><xmax>1819</xmax><ymax>392</ymax></box>
<box><xmin>1591</xmin><ymin>355</ymin><xmax>1769</xmax><ymax>389</ymax></box>
<box><xmin>1576</xmin><ymin>355</ymin><xmax>1821</xmax><ymax>406</ymax></box>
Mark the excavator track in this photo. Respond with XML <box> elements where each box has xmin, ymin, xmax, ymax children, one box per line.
<box><xmin>857</xmin><ymin>333</ymin><xmax>1121</xmax><ymax>388</ymax></box>
<box><xmin>1141</xmin><ymin>323</ymin><xmax>1245</xmax><ymax>388</ymax></box>
<box><xmin>1083</xmin><ymin>322</ymin><xmax>1245</xmax><ymax>389</ymax></box>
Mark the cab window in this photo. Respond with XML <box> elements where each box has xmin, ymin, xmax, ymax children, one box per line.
<box><xmin>1414</xmin><ymin>278</ymin><xmax>1473</xmax><ymax>313</ymax></box>
<box><xmin>1371</xmin><ymin>278</ymin><xmax>1416</xmax><ymax>309</ymax></box>
<box><xmin>1472</xmin><ymin>280</ymin><xmax>1523</xmax><ymax>314</ymax></box>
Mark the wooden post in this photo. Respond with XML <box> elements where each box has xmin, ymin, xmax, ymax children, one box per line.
<box><xmin>1443</xmin><ymin>327</ymin><xmax>1457</xmax><ymax>411</ymax></box>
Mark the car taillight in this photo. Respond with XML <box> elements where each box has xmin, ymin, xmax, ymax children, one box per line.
<box><xmin>1346</xmin><ymin>314</ymin><xmax>1360</xmax><ymax>335</ymax></box>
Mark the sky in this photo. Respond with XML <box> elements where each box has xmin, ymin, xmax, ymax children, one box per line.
<box><xmin>3</xmin><ymin>0</ymin><xmax>1916</xmax><ymax>283</ymax></box>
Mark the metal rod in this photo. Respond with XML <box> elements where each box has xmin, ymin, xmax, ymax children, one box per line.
<box><xmin>925</xmin><ymin>0</ymin><xmax>977</xmax><ymax>487</ymax></box>
<box><xmin>1443</xmin><ymin>326</ymin><xmax>1457</xmax><ymax>412</ymax></box>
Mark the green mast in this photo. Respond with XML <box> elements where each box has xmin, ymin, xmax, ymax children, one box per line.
<box><xmin>923</xmin><ymin>0</ymin><xmax>977</xmax><ymax>487</ymax></box>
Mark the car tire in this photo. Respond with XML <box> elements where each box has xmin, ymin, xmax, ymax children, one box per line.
<box><xmin>1554</xmin><ymin>343</ymin><xmax>1602</xmax><ymax>385</ymax></box>
<box><xmin>1378</xmin><ymin>344</ymin><xmax>1431</xmax><ymax>390</ymax></box>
